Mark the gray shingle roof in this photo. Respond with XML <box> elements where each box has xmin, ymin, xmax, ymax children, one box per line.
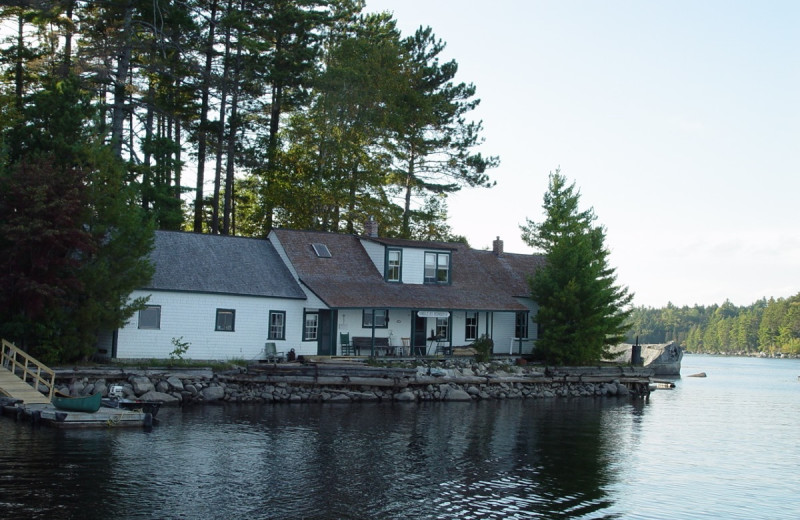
<box><xmin>145</xmin><ymin>231</ymin><xmax>306</xmax><ymax>299</ymax></box>
<box><xmin>272</xmin><ymin>229</ymin><xmax>544</xmax><ymax>311</ymax></box>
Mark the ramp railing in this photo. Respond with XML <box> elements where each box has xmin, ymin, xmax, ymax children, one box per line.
<box><xmin>1</xmin><ymin>339</ymin><xmax>55</xmax><ymax>400</ymax></box>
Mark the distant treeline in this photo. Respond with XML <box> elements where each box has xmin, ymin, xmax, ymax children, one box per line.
<box><xmin>626</xmin><ymin>293</ymin><xmax>800</xmax><ymax>355</ymax></box>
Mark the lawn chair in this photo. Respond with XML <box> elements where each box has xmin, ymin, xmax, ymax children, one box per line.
<box><xmin>340</xmin><ymin>332</ymin><xmax>355</xmax><ymax>356</ymax></box>
<box><xmin>264</xmin><ymin>342</ymin><xmax>286</xmax><ymax>363</ymax></box>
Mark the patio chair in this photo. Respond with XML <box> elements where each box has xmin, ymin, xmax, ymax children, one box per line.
<box><xmin>264</xmin><ymin>342</ymin><xmax>286</xmax><ymax>363</ymax></box>
<box><xmin>434</xmin><ymin>337</ymin><xmax>451</xmax><ymax>356</ymax></box>
<box><xmin>340</xmin><ymin>332</ymin><xmax>355</xmax><ymax>356</ymax></box>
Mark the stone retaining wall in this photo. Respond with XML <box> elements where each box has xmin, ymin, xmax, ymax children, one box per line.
<box><xmin>53</xmin><ymin>360</ymin><xmax>651</xmax><ymax>404</ymax></box>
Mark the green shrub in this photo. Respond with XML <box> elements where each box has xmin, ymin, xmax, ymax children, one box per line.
<box><xmin>169</xmin><ymin>336</ymin><xmax>191</xmax><ymax>361</ymax></box>
<box><xmin>473</xmin><ymin>334</ymin><xmax>494</xmax><ymax>363</ymax></box>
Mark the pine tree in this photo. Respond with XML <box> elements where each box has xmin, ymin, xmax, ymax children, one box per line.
<box><xmin>389</xmin><ymin>26</ymin><xmax>498</xmax><ymax>238</ymax></box>
<box><xmin>521</xmin><ymin>170</ymin><xmax>633</xmax><ymax>365</ymax></box>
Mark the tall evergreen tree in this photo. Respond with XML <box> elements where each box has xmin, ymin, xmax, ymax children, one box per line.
<box><xmin>521</xmin><ymin>170</ymin><xmax>633</xmax><ymax>365</ymax></box>
<box><xmin>0</xmin><ymin>75</ymin><xmax>153</xmax><ymax>363</ymax></box>
<box><xmin>264</xmin><ymin>10</ymin><xmax>400</xmax><ymax>235</ymax></box>
<box><xmin>389</xmin><ymin>26</ymin><xmax>498</xmax><ymax>238</ymax></box>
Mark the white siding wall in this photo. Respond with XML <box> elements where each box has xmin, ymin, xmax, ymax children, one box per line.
<box><xmin>116</xmin><ymin>290</ymin><xmax>308</xmax><ymax>361</ymax></box>
<box><xmin>360</xmin><ymin>240</ymin><xmax>385</xmax><ymax>276</ymax></box>
<box><xmin>450</xmin><ymin>311</ymin><xmax>492</xmax><ymax>346</ymax></box>
<box><xmin>489</xmin><ymin>299</ymin><xmax>539</xmax><ymax>354</ymax></box>
<box><xmin>400</xmin><ymin>248</ymin><xmax>426</xmax><ymax>284</ymax></box>
<box><xmin>358</xmin><ymin>239</ymin><xmax>450</xmax><ymax>285</ymax></box>
<box><xmin>490</xmin><ymin>312</ymin><xmax>517</xmax><ymax>354</ymax></box>
<box><xmin>410</xmin><ymin>247</ymin><xmax>449</xmax><ymax>285</ymax></box>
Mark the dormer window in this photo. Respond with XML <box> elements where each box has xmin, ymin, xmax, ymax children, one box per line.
<box><xmin>424</xmin><ymin>252</ymin><xmax>450</xmax><ymax>284</ymax></box>
<box><xmin>312</xmin><ymin>243</ymin><xmax>331</xmax><ymax>258</ymax></box>
<box><xmin>386</xmin><ymin>248</ymin><xmax>402</xmax><ymax>282</ymax></box>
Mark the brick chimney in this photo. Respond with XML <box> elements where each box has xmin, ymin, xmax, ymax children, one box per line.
<box><xmin>492</xmin><ymin>236</ymin><xmax>504</xmax><ymax>256</ymax></box>
<box><xmin>365</xmin><ymin>216</ymin><xmax>379</xmax><ymax>237</ymax></box>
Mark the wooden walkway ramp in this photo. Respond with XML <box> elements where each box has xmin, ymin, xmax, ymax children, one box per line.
<box><xmin>0</xmin><ymin>339</ymin><xmax>54</xmax><ymax>405</ymax></box>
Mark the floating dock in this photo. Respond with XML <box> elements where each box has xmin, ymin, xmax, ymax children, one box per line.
<box><xmin>1</xmin><ymin>339</ymin><xmax>154</xmax><ymax>428</ymax></box>
<box><xmin>1</xmin><ymin>399</ymin><xmax>155</xmax><ymax>428</ymax></box>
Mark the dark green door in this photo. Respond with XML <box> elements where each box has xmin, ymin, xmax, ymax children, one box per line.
<box><xmin>317</xmin><ymin>310</ymin><xmax>336</xmax><ymax>355</ymax></box>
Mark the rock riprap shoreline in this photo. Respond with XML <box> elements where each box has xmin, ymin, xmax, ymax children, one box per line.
<box><xmin>53</xmin><ymin>359</ymin><xmax>653</xmax><ymax>404</ymax></box>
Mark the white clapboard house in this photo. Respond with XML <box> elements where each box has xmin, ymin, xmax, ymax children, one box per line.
<box><xmin>106</xmin><ymin>224</ymin><xmax>544</xmax><ymax>361</ymax></box>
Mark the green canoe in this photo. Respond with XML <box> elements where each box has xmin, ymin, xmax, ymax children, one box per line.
<box><xmin>51</xmin><ymin>391</ymin><xmax>102</xmax><ymax>413</ymax></box>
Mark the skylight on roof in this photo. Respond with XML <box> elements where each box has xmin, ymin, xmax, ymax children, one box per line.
<box><xmin>312</xmin><ymin>243</ymin><xmax>331</xmax><ymax>258</ymax></box>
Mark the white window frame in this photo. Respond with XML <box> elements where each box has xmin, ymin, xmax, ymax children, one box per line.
<box><xmin>303</xmin><ymin>311</ymin><xmax>319</xmax><ymax>341</ymax></box>
<box><xmin>424</xmin><ymin>251</ymin><xmax>450</xmax><ymax>284</ymax></box>
<box><xmin>269</xmin><ymin>310</ymin><xmax>286</xmax><ymax>340</ymax></box>
<box><xmin>215</xmin><ymin>308</ymin><xmax>235</xmax><ymax>332</ymax></box>
<box><xmin>386</xmin><ymin>248</ymin><xmax>402</xmax><ymax>282</ymax></box>
<box><xmin>138</xmin><ymin>305</ymin><xmax>161</xmax><ymax>330</ymax></box>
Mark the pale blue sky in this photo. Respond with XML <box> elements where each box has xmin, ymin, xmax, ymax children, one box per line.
<box><xmin>367</xmin><ymin>0</ymin><xmax>800</xmax><ymax>308</ymax></box>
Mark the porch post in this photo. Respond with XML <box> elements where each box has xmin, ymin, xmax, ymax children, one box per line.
<box><xmin>370</xmin><ymin>308</ymin><xmax>376</xmax><ymax>357</ymax></box>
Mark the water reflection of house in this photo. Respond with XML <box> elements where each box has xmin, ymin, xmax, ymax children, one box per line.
<box><xmin>105</xmin><ymin>223</ymin><xmax>545</xmax><ymax>361</ymax></box>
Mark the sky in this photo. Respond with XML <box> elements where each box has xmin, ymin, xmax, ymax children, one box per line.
<box><xmin>365</xmin><ymin>0</ymin><xmax>800</xmax><ymax>308</ymax></box>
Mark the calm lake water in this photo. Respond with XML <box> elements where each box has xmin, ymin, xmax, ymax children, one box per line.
<box><xmin>1</xmin><ymin>355</ymin><xmax>799</xmax><ymax>519</ymax></box>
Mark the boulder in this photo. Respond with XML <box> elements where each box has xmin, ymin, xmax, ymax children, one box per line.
<box><xmin>394</xmin><ymin>390</ymin><xmax>416</xmax><ymax>402</ymax></box>
<box><xmin>138</xmin><ymin>390</ymin><xmax>180</xmax><ymax>405</ymax></box>
<box><xmin>350</xmin><ymin>391</ymin><xmax>380</xmax><ymax>402</ymax></box>
<box><xmin>326</xmin><ymin>393</ymin><xmax>351</xmax><ymax>402</ymax></box>
<box><xmin>129</xmin><ymin>376</ymin><xmax>155</xmax><ymax>395</ymax></box>
<box><xmin>201</xmin><ymin>385</ymin><xmax>225</xmax><ymax>401</ymax></box>
<box><xmin>70</xmin><ymin>381</ymin><xmax>85</xmax><ymax>396</ymax></box>
<box><xmin>93</xmin><ymin>381</ymin><xmax>108</xmax><ymax>397</ymax></box>
<box><xmin>443</xmin><ymin>388</ymin><xmax>472</xmax><ymax>401</ymax></box>
<box><xmin>166</xmin><ymin>376</ymin><xmax>184</xmax><ymax>391</ymax></box>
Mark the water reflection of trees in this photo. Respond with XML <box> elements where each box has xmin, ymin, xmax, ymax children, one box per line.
<box><xmin>404</xmin><ymin>399</ymin><xmax>646</xmax><ymax>519</ymax></box>
<box><xmin>1</xmin><ymin>399</ymin><xmax>648</xmax><ymax>519</ymax></box>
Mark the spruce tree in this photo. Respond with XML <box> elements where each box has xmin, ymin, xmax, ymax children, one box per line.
<box><xmin>521</xmin><ymin>170</ymin><xmax>633</xmax><ymax>365</ymax></box>
<box><xmin>0</xmin><ymin>76</ymin><xmax>154</xmax><ymax>362</ymax></box>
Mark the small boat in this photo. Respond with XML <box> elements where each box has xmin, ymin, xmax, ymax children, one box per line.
<box><xmin>51</xmin><ymin>391</ymin><xmax>102</xmax><ymax>413</ymax></box>
<box><xmin>101</xmin><ymin>397</ymin><xmax>161</xmax><ymax>417</ymax></box>
<box><xmin>652</xmin><ymin>379</ymin><xmax>676</xmax><ymax>389</ymax></box>
<box><xmin>101</xmin><ymin>384</ymin><xmax>161</xmax><ymax>417</ymax></box>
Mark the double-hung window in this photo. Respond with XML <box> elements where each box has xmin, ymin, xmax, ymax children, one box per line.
<box><xmin>363</xmin><ymin>309</ymin><xmax>388</xmax><ymax>328</ymax></box>
<box><xmin>386</xmin><ymin>248</ymin><xmax>402</xmax><ymax>282</ymax></box>
<box><xmin>269</xmin><ymin>311</ymin><xmax>286</xmax><ymax>340</ymax></box>
<box><xmin>138</xmin><ymin>305</ymin><xmax>161</xmax><ymax>329</ymax></box>
<box><xmin>303</xmin><ymin>311</ymin><xmax>319</xmax><ymax>341</ymax></box>
<box><xmin>424</xmin><ymin>252</ymin><xmax>450</xmax><ymax>284</ymax></box>
<box><xmin>465</xmin><ymin>311</ymin><xmax>478</xmax><ymax>341</ymax></box>
<box><xmin>215</xmin><ymin>309</ymin><xmax>235</xmax><ymax>332</ymax></box>
<box><xmin>435</xmin><ymin>316</ymin><xmax>451</xmax><ymax>340</ymax></box>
